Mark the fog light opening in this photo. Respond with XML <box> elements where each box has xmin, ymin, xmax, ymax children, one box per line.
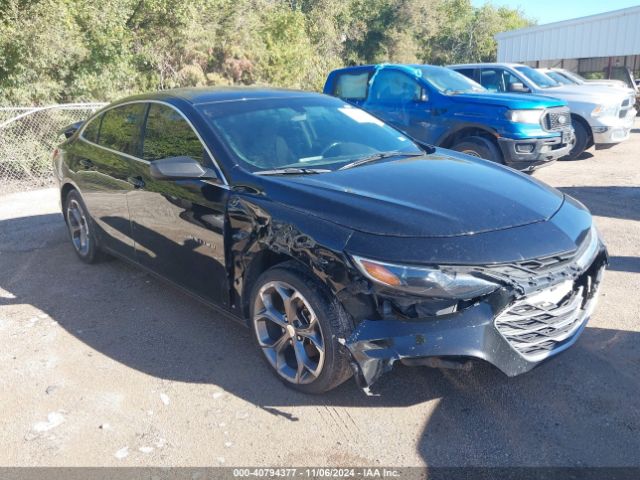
<box><xmin>515</xmin><ymin>143</ymin><xmax>535</xmax><ymax>154</ymax></box>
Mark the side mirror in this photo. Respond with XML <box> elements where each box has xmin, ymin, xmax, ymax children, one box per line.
<box><xmin>149</xmin><ymin>156</ymin><xmax>218</xmax><ymax>181</ymax></box>
<box><xmin>61</xmin><ymin>121</ymin><xmax>84</xmax><ymax>139</ymax></box>
<box><xmin>509</xmin><ymin>82</ymin><xmax>530</xmax><ymax>93</ymax></box>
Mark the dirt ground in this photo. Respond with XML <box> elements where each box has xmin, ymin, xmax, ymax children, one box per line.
<box><xmin>1</xmin><ymin>120</ymin><xmax>639</xmax><ymax>467</ymax></box>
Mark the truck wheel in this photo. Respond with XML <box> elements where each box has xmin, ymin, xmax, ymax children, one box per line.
<box><xmin>451</xmin><ymin>136</ymin><xmax>503</xmax><ymax>164</ymax></box>
<box><xmin>250</xmin><ymin>262</ymin><xmax>354</xmax><ymax>394</ymax></box>
<box><xmin>564</xmin><ymin>121</ymin><xmax>590</xmax><ymax>160</ymax></box>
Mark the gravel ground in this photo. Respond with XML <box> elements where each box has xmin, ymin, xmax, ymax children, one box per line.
<box><xmin>1</xmin><ymin>120</ymin><xmax>639</xmax><ymax>467</ymax></box>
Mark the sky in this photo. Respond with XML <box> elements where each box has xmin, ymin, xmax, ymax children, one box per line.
<box><xmin>471</xmin><ymin>0</ymin><xmax>640</xmax><ymax>25</ymax></box>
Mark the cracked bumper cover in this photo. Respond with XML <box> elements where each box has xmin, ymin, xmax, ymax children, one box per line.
<box><xmin>344</xmin><ymin>254</ymin><xmax>606</xmax><ymax>389</ymax></box>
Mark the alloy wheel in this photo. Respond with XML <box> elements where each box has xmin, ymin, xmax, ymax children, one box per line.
<box><xmin>253</xmin><ymin>281</ymin><xmax>325</xmax><ymax>385</ymax></box>
<box><xmin>66</xmin><ymin>198</ymin><xmax>90</xmax><ymax>256</ymax></box>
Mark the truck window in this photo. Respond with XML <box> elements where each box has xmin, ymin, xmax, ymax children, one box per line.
<box><xmin>455</xmin><ymin>68</ymin><xmax>477</xmax><ymax>82</ymax></box>
<box><xmin>334</xmin><ymin>72</ymin><xmax>370</xmax><ymax>100</ymax></box>
<box><xmin>369</xmin><ymin>70</ymin><xmax>422</xmax><ymax>103</ymax></box>
<box><xmin>480</xmin><ymin>69</ymin><xmax>521</xmax><ymax>93</ymax></box>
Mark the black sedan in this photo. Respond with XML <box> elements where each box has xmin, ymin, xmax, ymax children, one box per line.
<box><xmin>53</xmin><ymin>88</ymin><xmax>607</xmax><ymax>393</ymax></box>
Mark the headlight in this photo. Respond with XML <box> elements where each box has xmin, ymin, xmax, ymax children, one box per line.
<box><xmin>505</xmin><ymin>109</ymin><xmax>544</xmax><ymax>124</ymax></box>
<box><xmin>352</xmin><ymin>255</ymin><xmax>500</xmax><ymax>299</ymax></box>
<box><xmin>591</xmin><ymin>103</ymin><xmax>618</xmax><ymax>118</ymax></box>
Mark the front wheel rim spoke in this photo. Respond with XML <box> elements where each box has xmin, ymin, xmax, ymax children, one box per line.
<box><xmin>293</xmin><ymin>340</ymin><xmax>319</xmax><ymax>382</ymax></box>
<box><xmin>297</xmin><ymin>326</ymin><xmax>323</xmax><ymax>351</ymax></box>
<box><xmin>267</xmin><ymin>332</ymin><xmax>289</xmax><ymax>352</ymax></box>
<box><xmin>274</xmin><ymin>284</ymin><xmax>297</xmax><ymax>321</ymax></box>
<box><xmin>257</xmin><ymin>304</ymin><xmax>286</xmax><ymax>329</ymax></box>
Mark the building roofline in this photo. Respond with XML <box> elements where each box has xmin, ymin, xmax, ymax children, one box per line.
<box><xmin>495</xmin><ymin>5</ymin><xmax>640</xmax><ymax>40</ymax></box>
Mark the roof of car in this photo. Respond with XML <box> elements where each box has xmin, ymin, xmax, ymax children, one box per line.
<box><xmin>112</xmin><ymin>87</ymin><xmax>324</xmax><ymax>106</ymax></box>
<box><xmin>449</xmin><ymin>63</ymin><xmax>525</xmax><ymax>69</ymax></box>
<box><xmin>331</xmin><ymin>63</ymin><xmax>448</xmax><ymax>70</ymax></box>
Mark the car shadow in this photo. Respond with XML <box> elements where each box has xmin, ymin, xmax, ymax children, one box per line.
<box><xmin>559</xmin><ymin>151</ymin><xmax>594</xmax><ymax>161</ymax></box>
<box><xmin>608</xmin><ymin>255</ymin><xmax>640</xmax><ymax>274</ymax></box>
<box><xmin>1</xmin><ymin>213</ymin><xmax>639</xmax><ymax>465</ymax></box>
<box><xmin>559</xmin><ymin>186</ymin><xmax>640</xmax><ymax>222</ymax></box>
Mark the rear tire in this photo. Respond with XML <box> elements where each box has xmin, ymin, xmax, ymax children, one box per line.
<box><xmin>250</xmin><ymin>261</ymin><xmax>354</xmax><ymax>394</ymax></box>
<box><xmin>451</xmin><ymin>136</ymin><xmax>503</xmax><ymax>164</ymax></box>
<box><xmin>564</xmin><ymin>120</ymin><xmax>590</xmax><ymax>160</ymax></box>
<box><xmin>63</xmin><ymin>190</ymin><xmax>105</xmax><ymax>264</ymax></box>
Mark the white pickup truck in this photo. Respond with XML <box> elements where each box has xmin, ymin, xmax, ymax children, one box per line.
<box><xmin>450</xmin><ymin>63</ymin><xmax>637</xmax><ymax>159</ymax></box>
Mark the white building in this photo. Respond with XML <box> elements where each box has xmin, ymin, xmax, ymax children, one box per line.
<box><xmin>495</xmin><ymin>6</ymin><xmax>640</xmax><ymax>79</ymax></box>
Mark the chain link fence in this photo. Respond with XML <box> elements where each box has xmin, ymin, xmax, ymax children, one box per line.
<box><xmin>0</xmin><ymin>104</ymin><xmax>106</xmax><ymax>194</ymax></box>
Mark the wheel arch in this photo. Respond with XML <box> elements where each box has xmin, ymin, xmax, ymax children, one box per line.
<box><xmin>240</xmin><ymin>250</ymin><xmax>303</xmax><ymax>320</ymax></box>
<box><xmin>570</xmin><ymin>114</ymin><xmax>594</xmax><ymax>148</ymax></box>
<box><xmin>437</xmin><ymin>124</ymin><xmax>500</xmax><ymax>149</ymax></box>
<box><xmin>228</xmin><ymin>196</ymin><xmax>354</xmax><ymax>323</ymax></box>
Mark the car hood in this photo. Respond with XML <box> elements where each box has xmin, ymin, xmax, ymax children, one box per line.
<box><xmin>447</xmin><ymin>91</ymin><xmax>564</xmax><ymax>109</ymax></box>
<box><xmin>263</xmin><ymin>150</ymin><xmax>564</xmax><ymax>238</ymax></box>
<box><xmin>534</xmin><ymin>85</ymin><xmax>630</xmax><ymax>102</ymax></box>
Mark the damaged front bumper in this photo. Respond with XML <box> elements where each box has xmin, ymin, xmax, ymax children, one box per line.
<box><xmin>344</xmin><ymin>250</ymin><xmax>607</xmax><ymax>390</ymax></box>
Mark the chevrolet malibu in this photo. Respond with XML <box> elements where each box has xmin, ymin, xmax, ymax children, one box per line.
<box><xmin>53</xmin><ymin>88</ymin><xmax>607</xmax><ymax>393</ymax></box>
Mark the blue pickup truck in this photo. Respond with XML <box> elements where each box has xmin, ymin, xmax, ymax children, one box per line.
<box><xmin>323</xmin><ymin>64</ymin><xmax>575</xmax><ymax>171</ymax></box>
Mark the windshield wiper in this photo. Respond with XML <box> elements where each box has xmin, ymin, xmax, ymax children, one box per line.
<box><xmin>254</xmin><ymin>167</ymin><xmax>331</xmax><ymax>176</ymax></box>
<box><xmin>338</xmin><ymin>150</ymin><xmax>424</xmax><ymax>171</ymax></box>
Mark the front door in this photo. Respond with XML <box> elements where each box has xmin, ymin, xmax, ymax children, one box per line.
<box><xmin>364</xmin><ymin>69</ymin><xmax>435</xmax><ymax>143</ymax></box>
<box><xmin>126</xmin><ymin>102</ymin><xmax>229</xmax><ymax>306</ymax></box>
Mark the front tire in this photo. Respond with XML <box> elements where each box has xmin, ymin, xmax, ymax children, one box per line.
<box><xmin>250</xmin><ymin>262</ymin><xmax>354</xmax><ymax>394</ymax></box>
<box><xmin>451</xmin><ymin>135</ymin><xmax>503</xmax><ymax>164</ymax></box>
<box><xmin>564</xmin><ymin>120</ymin><xmax>590</xmax><ymax>160</ymax></box>
<box><xmin>63</xmin><ymin>190</ymin><xmax>104</xmax><ymax>264</ymax></box>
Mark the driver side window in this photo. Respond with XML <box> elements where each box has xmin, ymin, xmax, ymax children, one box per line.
<box><xmin>480</xmin><ymin>68</ymin><xmax>522</xmax><ymax>93</ymax></box>
<box><xmin>370</xmin><ymin>70</ymin><xmax>423</xmax><ymax>103</ymax></box>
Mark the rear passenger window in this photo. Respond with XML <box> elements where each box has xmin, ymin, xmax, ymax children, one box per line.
<box><xmin>334</xmin><ymin>72</ymin><xmax>370</xmax><ymax>100</ymax></box>
<box><xmin>82</xmin><ymin>115</ymin><xmax>102</xmax><ymax>143</ymax></box>
<box><xmin>143</xmin><ymin>104</ymin><xmax>205</xmax><ymax>164</ymax></box>
<box><xmin>98</xmin><ymin>104</ymin><xmax>145</xmax><ymax>156</ymax></box>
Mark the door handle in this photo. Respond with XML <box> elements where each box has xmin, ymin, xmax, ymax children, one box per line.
<box><xmin>79</xmin><ymin>158</ymin><xmax>94</xmax><ymax>169</ymax></box>
<box><xmin>127</xmin><ymin>176</ymin><xmax>145</xmax><ymax>189</ymax></box>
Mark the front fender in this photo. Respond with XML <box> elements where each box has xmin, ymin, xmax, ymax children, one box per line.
<box><xmin>227</xmin><ymin>194</ymin><xmax>357</xmax><ymax>315</ymax></box>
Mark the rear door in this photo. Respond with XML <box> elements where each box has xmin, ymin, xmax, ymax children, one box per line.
<box><xmin>363</xmin><ymin>68</ymin><xmax>435</xmax><ymax>143</ymax></box>
<box><xmin>74</xmin><ymin>103</ymin><xmax>145</xmax><ymax>258</ymax></box>
<box><xmin>126</xmin><ymin>102</ymin><xmax>230</xmax><ymax>306</ymax></box>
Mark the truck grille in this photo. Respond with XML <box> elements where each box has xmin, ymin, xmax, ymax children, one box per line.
<box><xmin>543</xmin><ymin>107</ymin><xmax>572</xmax><ymax>131</ymax></box>
<box><xmin>495</xmin><ymin>284</ymin><xmax>588</xmax><ymax>360</ymax></box>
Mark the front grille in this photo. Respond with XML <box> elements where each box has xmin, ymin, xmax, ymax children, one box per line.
<box><xmin>495</xmin><ymin>284</ymin><xmax>588</xmax><ymax>360</ymax></box>
<box><xmin>543</xmin><ymin>107</ymin><xmax>572</xmax><ymax>131</ymax></box>
<box><xmin>491</xmin><ymin>227</ymin><xmax>605</xmax><ymax>361</ymax></box>
<box><xmin>481</xmin><ymin>227</ymin><xmax>598</xmax><ymax>286</ymax></box>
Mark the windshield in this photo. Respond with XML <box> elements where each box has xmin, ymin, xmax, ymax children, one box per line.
<box><xmin>545</xmin><ymin>71</ymin><xmax>576</xmax><ymax>85</ymax></box>
<box><xmin>515</xmin><ymin>66</ymin><xmax>560</xmax><ymax>89</ymax></box>
<box><xmin>198</xmin><ymin>96</ymin><xmax>422</xmax><ymax>173</ymax></box>
<box><xmin>420</xmin><ymin>66</ymin><xmax>486</xmax><ymax>94</ymax></box>
<box><xmin>559</xmin><ymin>69</ymin><xmax>586</xmax><ymax>84</ymax></box>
